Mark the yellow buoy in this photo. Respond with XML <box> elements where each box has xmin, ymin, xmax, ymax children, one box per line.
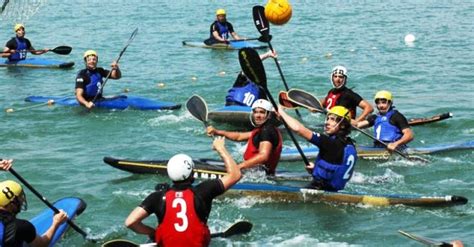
<box><xmin>157</xmin><ymin>82</ymin><xmax>165</xmax><ymax>88</ymax></box>
<box><xmin>265</xmin><ymin>0</ymin><xmax>292</xmax><ymax>25</ymax></box>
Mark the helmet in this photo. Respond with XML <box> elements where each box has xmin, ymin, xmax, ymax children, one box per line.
<box><xmin>0</xmin><ymin>180</ymin><xmax>26</xmax><ymax>210</ymax></box>
<box><xmin>14</xmin><ymin>24</ymin><xmax>25</xmax><ymax>32</ymax></box>
<box><xmin>216</xmin><ymin>9</ymin><xmax>226</xmax><ymax>15</ymax></box>
<box><xmin>251</xmin><ymin>99</ymin><xmax>274</xmax><ymax>112</ymax></box>
<box><xmin>167</xmin><ymin>154</ymin><xmax>194</xmax><ymax>182</ymax></box>
<box><xmin>83</xmin><ymin>50</ymin><xmax>98</xmax><ymax>59</ymax></box>
<box><xmin>374</xmin><ymin>90</ymin><xmax>393</xmax><ymax>102</ymax></box>
<box><xmin>332</xmin><ymin>65</ymin><xmax>347</xmax><ymax>77</ymax></box>
<box><xmin>328</xmin><ymin>106</ymin><xmax>351</xmax><ymax>122</ymax></box>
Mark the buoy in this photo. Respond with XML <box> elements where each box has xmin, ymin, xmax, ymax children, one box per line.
<box><xmin>404</xmin><ymin>34</ymin><xmax>416</xmax><ymax>43</ymax></box>
<box><xmin>47</xmin><ymin>100</ymin><xmax>55</xmax><ymax>106</ymax></box>
<box><xmin>124</xmin><ymin>88</ymin><xmax>130</xmax><ymax>93</ymax></box>
<box><xmin>324</xmin><ymin>52</ymin><xmax>333</xmax><ymax>59</ymax></box>
<box><xmin>5</xmin><ymin>108</ymin><xmax>14</xmax><ymax>113</ymax></box>
<box><xmin>218</xmin><ymin>71</ymin><xmax>226</xmax><ymax>76</ymax></box>
<box><xmin>191</xmin><ymin>76</ymin><xmax>197</xmax><ymax>81</ymax></box>
<box><xmin>157</xmin><ymin>82</ymin><xmax>165</xmax><ymax>88</ymax></box>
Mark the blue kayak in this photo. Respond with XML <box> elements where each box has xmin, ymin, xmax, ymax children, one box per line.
<box><xmin>29</xmin><ymin>197</ymin><xmax>86</xmax><ymax>246</ymax></box>
<box><xmin>25</xmin><ymin>95</ymin><xmax>182</xmax><ymax>110</ymax></box>
<box><xmin>0</xmin><ymin>58</ymin><xmax>74</xmax><ymax>68</ymax></box>
<box><xmin>229</xmin><ymin>183</ymin><xmax>467</xmax><ymax>207</ymax></box>
<box><xmin>281</xmin><ymin>140</ymin><xmax>474</xmax><ymax>161</ymax></box>
<box><xmin>182</xmin><ymin>40</ymin><xmax>268</xmax><ymax>50</ymax></box>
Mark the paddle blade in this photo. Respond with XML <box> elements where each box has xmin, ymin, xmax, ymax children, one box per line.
<box><xmin>278</xmin><ymin>91</ymin><xmax>298</xmax><ymax>109</ymax></box>
<box><xmin>287</xmin><ymin>88</ymin><xmax>326</xmax><ymax>113</ymax></box>
<box><xmin>186</xmin><ymin>95</ymin><xmax>209</xmax><ymax>124</ymax></box>
<box><xmin>101</xmin><ymin>239</ymin><xmax>140</xmax><ymax>247</ymax></box>
<box><xmin>211</xmin><ymin>220</ymin><xmax>253</xmax><ymax>238</ymax></box>
<box><xmin>51</xmin><ymin>46</ymin><xmax>72</xmax><ymax>55</ymax></box>
<box><xmin>253</xmin><ymin>6</ymin><xmax>270</xmax><ymax>38</ymax></box>
<box><xmin>238</xmin><ymin>48</ymin><xmax>267</xmax><ymax>88</ymax></box>
<box><xmin>398</xmin><ymin>230</ymin><xmax>451</xmax><ymax>246</ymax></box>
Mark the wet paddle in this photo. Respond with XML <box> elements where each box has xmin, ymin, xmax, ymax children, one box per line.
<box><xmin>252</xmin><ymin>5</ymin><xmax>301</xmax><ymax>118</ymax></box>
<box><xmin>33</xmin><ymin>46</ymin><xmax>72</xmax><ymax>55</ymax></box>
<box><xmin>286</xmin><ymin>88</ymin><xmax>427</xmax><ymax>162</ymax></box>
<box><xmin>7</xmin><ymin>167</ymin><xmax>89</xmax><ymax>240</ymax></box>
<box><xmin>92</xmin><ymin>28</ymin><xmax>138</xmax><ymax>103</ymax></box>
<box><xmin>101</xmin><ymin>221</ymin><xmax>252</xmax><ymax>247</ymax></box>
<box><xmin>186</xmin><ymin>94</ymin><xmax>210</xmax><ymax>128</ymax></box>
<box><xmin>238</xmin><ymin>47</ymin><xmax>310</xmax><ymax>166</ymax></box>
<box><xmin>398</xmin><ymin>230</ymin><xmax>453</xmax><ymax>247</ymax></box>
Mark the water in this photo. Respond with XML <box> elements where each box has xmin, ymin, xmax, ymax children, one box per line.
<box><xmin>1</xmin><ymin>0</ymin><xmax>473</xmax><ymax>246</ymax></box>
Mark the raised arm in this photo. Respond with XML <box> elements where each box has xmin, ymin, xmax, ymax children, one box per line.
<box><xmin>213</xmin><ymin>136</ymin><xmax>241</xmax><ymax>190</ymax></box>
<box><xmin>277</xmin><ymin>106</ymin><xmax>313</xmax><ymax>140</ymax></box>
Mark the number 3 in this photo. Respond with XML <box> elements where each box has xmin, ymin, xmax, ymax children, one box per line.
<box><xmin>172</xmin><ymin>198</ymin><xmax>188</xmax><ymax>232</ymax></box>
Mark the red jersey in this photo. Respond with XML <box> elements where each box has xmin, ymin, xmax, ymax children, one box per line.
<box><xmin>155</xmin><ymin>189</ymin><xmax>210</xmax><ymax>247</ymax></box>
<box><xmin>243</xmin><ymin>126</ymin><xmax>282</xmax><ymax>175</ymax></box>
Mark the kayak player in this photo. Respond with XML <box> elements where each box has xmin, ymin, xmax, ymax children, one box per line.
<box><xmin>0</xmin><ymin>160</ymin><xmax>68</xmax><ymax>247</ymax></box>
<box><xmin>207</xmin><ymin>99</ymin><xmax>283</xmax><ymax>175</ymax></box>
<box><xmin>75</xmin><ymin>50</ymin><xmax>121</xmax><ymax>109</ymax></box>
<box><xmin>321</xmin><ymin>65</ymin><xmax>373</xmax><ymax>125</ymax></box>
<box><xmin>225</xmin><ymin>50</ymin><xmax>277</xmax><ymax>107</ymax></box>
<box><xmin>204</xmin><ymin>9</ymin><xmax>241</xmax><ymax>45</ymax></box>
<box><xmin>278</xmin><ymin>105</ymin><xmax>357</xmax><ymax>191</ymax></box>
<box><xmin>2</xmin><ymin>24</ymin><xmax>50</xmax><ymax>61</ymax></box>
<box><xmin>356</xmin><ymin>90</ymin><xmax>414</xmax><ymax>151</ymax></box>
<box><xmin>125</xmin><ymin>136</ymin><xmax>241</xmax><ymax>246</ymax></box>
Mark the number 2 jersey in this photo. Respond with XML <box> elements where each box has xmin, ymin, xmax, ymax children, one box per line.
<box><xmin>140</xmin><ymin>180</ymin><xmax>225</xmax><ymax>247</ymax></box>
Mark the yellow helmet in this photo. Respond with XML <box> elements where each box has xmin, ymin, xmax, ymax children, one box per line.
<box><xmin>328</xmin><ymin>106</ymin><xmax>351</xmax><ymax>122</ymax></box>
<box><xmin>14</xmin><ymin>24</ymin><xmax>25</xmax><ymax>32</ymax></box>
<box><xmin>374</xmin><ymin>90</ymin><xmax>393</xmax><ymax>102</ymax></box>
<box><xmin>216</xmin><ymin>9</ymin><xmax>226</xmax><ymax>15</ymax></box>
<box><xmin>83</xmin><ymin>50</ymin><xmax>98</xmax><ymax>59</ymax></box>
<box><xmin>0</xmin><ymin>180</ymin><xmax>25</xmax><ymax>208</ymax></box>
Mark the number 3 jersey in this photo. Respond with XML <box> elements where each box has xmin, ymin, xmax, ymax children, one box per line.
<box><xmin>140</xmin><ymin>180</ymin><xmax>225</xmax><ymax>247</ymax></box>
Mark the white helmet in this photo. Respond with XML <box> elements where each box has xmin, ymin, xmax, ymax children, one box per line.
<box><xmin>251</xmin><ymin>99</ymin><xmax>274</xmax><ymax>112</ymax></box>
<box><xmin>330</xmin><ymin>65</ymin><xmax>348</xmax><ymax>89</ymax></box>
<box><xmin>167</xmin><ymin>154</ymin><xmax>194</xmax><ymax>182</ymax></box>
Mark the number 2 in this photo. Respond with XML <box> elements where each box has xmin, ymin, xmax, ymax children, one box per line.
<box><xmin>343</xmin><ymin>155</ymin><xmax>355</xmax><ymax>179</ymax></box>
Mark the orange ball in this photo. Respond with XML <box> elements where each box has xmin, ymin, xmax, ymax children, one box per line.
<box><xmin>265</xmin><ymin>0</ymin><xmax>292</xmax><ymax>25</ymax></box>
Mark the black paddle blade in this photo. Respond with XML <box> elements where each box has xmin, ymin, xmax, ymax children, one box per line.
<box><xmin>287</xmin><ymin>88</ymin><xmax>326</xmax><ymax>113</ymax></box>
<box><xmin>211</xmin><ymin>220</ymin><xmax>253</xmax><ymax>238</ymax></box>
<box><xmin>186</xmin><ymin>95</ymin><xmax>208</xmax><ymax>124</ymax></box>
<box><xmin>253</xmin><ymin>6</ymin><xmax>270</xmax><ymax>38</ymax></box>
<box><xmin>398</xmin><ymin>230</ymin><xmax>452</xmax><ymax>247</ymax></box>
<box><xmin>278</xmin><ymin>91</ymin><xmax>298</xmax><ymax>109</ymax></box>
<box><xmin>101</xmin><ymin>239</ymin><xmax>139</xmax><ymax>247</ymax></box>
<box><xmin>238</xmin><ymin>48</ymin><xmax>267</xmax><ymax>88</ymax></box>
<box><xmin>51</xmin><ymin>46</ymin><xmax>72</xmax><ymax>55</ymax></box>
<box><xmin>258</xmin><ymin>34</ymin><xmax>272</xmax><ymax>43</ymax></box>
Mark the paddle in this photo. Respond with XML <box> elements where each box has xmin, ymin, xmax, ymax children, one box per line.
<box><xmin>278</xmin><ymin>91</ymin><xmax>298</xmax><ymax>109</ymax></box>
<box><xmin>238</xmin><ymin>47</ymin><xmax>310</xmax><ymax>166</ymax></box>
<box><xmin>5</xmin><ymin>99</ymin><xmax>56</xmax><ymax>113</ymax></box>
<box><xmin>186</xmin><ymin>94</ymin><xmax>210</xmax><ymax>127</ymax></box>
<box><xmin>398</xmin><ymin>230</ymin><xmax>453</xmax><ymax>247</ymax></box>
<box><xmin>101</xmin><ymin>221</ymin><xmax>253</xmax><ymax>247</ymax></box>
<box><xmin>92</xmin><ymin>28</ymin><xmax>138</xmax><ymax>103</ymax></box>
<box><xmin>7</xmin><ymin>167</ymin><xmax>89</xmax><ymax>239</ymax></box>
<box><xmin>49</xmin><ymin>45</ymin><xmax>72</xmax><ymax>55</ymax></box>
<box><xmin>252</xmin><ymin>5</ymin><xmax>301</xmax><ymax>118</ymax></box>
<box><xmin>286</xmin><ymin>88</ymin><xmax>426</xmax><ymax>162</ymax></box>
<box><xmin>1</xmin><ymin>0</ymin><xmax>9</xmax><ymax>14</ymax></box>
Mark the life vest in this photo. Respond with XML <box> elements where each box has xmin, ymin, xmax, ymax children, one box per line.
<box><xmin>374</xmin><ymin>109</ymin><xmax>402</xmax><ymax>143</ymax></box>
<box><xmin>9</xmin><ymin>38</ymin><xmax>28</xmax><ymax>61</ymax></box>
<box><xmin>215</xmin><ymin>21</ymin><xmax>230</xmax><ymax>40</ymax></box>
<box><xmin>312</xmin><ymin>140</ymin><xmax>357</xmax><ymax>191</ymax></box>
<box><xmin>243</xmin><ymin>126</ymin><xmax>283</xmax><ymax>175</ymax></box>
<box><xmin>155</xmin><ymin>188</ymin><xmax>210</xmax><ymax>247</ymax></box>
<box><xmin>225</xmin><ymin>81</ymin><xmax>260</xmax><ymax>106</ymax></box>
<box><xmin>0</xmin><ymin>211</ymin><xmax>17</xmax><ymax>246</ymax></box>
<box><xmin>84</xmin><ymin>70</ymin><xmax>104</xmax><ymax>98</ymax></box>
<box><xmin>323</xmin><ymin>89</ymin><xmax>356</xmax><ymax>119</ymax></box>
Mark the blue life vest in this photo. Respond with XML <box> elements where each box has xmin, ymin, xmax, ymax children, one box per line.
<box><xmin>225</xmin><ymin>81</ymin><xmax>260</xmax><ymax>106</ymax></box>
<box><xmin>312</xmin><ymin>142</ymin><xmax>357</xmax><ymax>191</ymax></box>
<box><xmin>215</xmin><ymin>21</ymin><xmax>230</xmax><ymax>40</ymax></box>
<box><xmin>9</xmin><ymin>38</ymin><xmax>28</xmax><ymax>61</ymax></box>
<box><xmin>84</xmin><ymin>70</ymin><xmax>104</xmax><ymax>98</ymax></box>
<box><xmin>374</xmin><ymin>109</ymin><xmax>402</xmax><ymax>143</ymax></box>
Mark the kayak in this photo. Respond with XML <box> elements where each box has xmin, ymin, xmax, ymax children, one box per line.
<box><xmin>209</xmin><ymin>106</ymin><xmax>452</xmax><ymax>129</ymax></box>
<box><xmin>182</xmin><ymin>40</ymin><xmax>268</xmax><ymax>50</ymax></box>
<box><xmin>25</xmin><ymin>95</ymin><xmax>182</xmax><ymax>110</ymax></box>
<box><xmin>227</xmin><ymin>183</ymin><xmax>468</xmax><ymax>207</ymax></box>
<box><xmin>29</xmin><ymin>197</ymin><xmax>87</xmax><ymax>246</ymax></box>
<box><xmin>103</xmin><ymin>156</ymin><xmax>309</xmax><ymax>182</ymax></box>
<box><xmin>281</xmin><ymin>140</ymin><xmax>474</xmax><ymax>161</ymax></box>
<box><xmin>0</xmin><ymin>58</ymin><xmax>74</xmax><ymax>68</ymax></box>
